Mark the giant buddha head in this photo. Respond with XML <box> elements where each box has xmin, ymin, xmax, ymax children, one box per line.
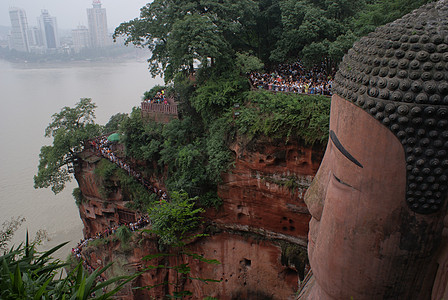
<box><xmin>304</xmin><ymin>1</ymin><xmax>448</xmax><ymax>299</ymax></box>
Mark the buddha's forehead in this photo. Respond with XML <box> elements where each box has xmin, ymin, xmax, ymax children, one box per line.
<box><xmin>332</xmin><ymin>0</ymin><xmax>448</xmax><ymax>214</ymax></box>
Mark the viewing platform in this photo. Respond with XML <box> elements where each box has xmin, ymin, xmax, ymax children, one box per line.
<box><xmin>141</xmin><ymin>97</ymin><xmax>178</xmax><ymax>123</ymax></box>
<box><xmin>141</xmin><ymin>102</ymin><xmax>178</xmax><ymax>115</ymax></box>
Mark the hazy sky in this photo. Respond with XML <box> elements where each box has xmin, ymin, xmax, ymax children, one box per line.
<box><xmin>1</xmin><ymin>0</ymin><xmax>150</xmax><ymax>30</ymax></box>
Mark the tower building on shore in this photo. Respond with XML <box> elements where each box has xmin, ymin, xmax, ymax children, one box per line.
<box><xmin>38</xmin><ymin>9</ymin><xmax>59</xmax><ymax>50</ymax></box>
<box><xmin>72</xmin><ymin>25</ymin><xmax>90</xmax><ymax>53</ymax></box>
<box><xmin>87</xmin><ymin>0</ymin><xmax>110</xmax><ymax>48</ymax></box>
<box><xmin>8</xmin><ymin>7</ymin><xmax>29</xmax><ymax>52</ymax></box>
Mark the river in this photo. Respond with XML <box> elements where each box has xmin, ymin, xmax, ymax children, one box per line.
<box><xmin>0</xmin><ymin>58</ymin><xmax>163</xmax><ymax>259</ymax></box>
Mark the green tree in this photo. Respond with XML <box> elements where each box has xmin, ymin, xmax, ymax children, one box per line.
<box><xmin>235</xmin><ymin>51</ymin><xmax>264</xmax><ymax>74</ymax></box>
<box><xmin>119</xmin><ymin>107</ymin><xmax>147</xmax><ymax>160</ymax></box>
<box><xmin>116</xmin><ymin>225</ymin><xmax>132</xmax><ymax>244</ymax></box>
<box><xmin>166</xmin><ymin>13</ymin><xmax>230</xmax><ymax>79</ymax></box>
<box><xmin>104</xmin><ymin>112</ymin><xmax>128</xmax><ymax>133</ymax></box>
<box><xmin>232</xmin><ymin>90</ymin><xmax>330</xmax><ymax>144</ymax></box>
<box><xmin>144</xmin><ymin>191</ymin><xmax>220</xmax><ymax>298</ymax></box>
<box><xmin>301</xmin><ymin>39</ymin><xmax>331</xmax><ymax>67</ymax></box>
<box><xmin>148</xmin><ymin>191</ymin><xmax>205</xmax><ymax>247</ymax></box>
<box><xmin>352</xmin><ymin>0</ymin><xmax>435</xmax><ymax>36</ymax></box>
<box><xmin>190</xmin><ymin>70</ymin><xmax>249</xmax><ymax>124</ymax></box>
<box><xmin>114</xmin><ymin>0</ymin><xmax>258</xmax><ymax>81</ymax></box>
<box><xmin>270</xmin><ymin>0</ymin><xmax>351</xmax><ymax>64</ymax></box>
<box><xmin>143</xmin><ymin>85</ymin><xmax>167</xmax><ymax>100</ymax></box>
<box><xmin>253</xmin><ymin>0</ymin><xmax>283</xmax><ymax>63</ymax></box>
<box><xmin>34</xmin><ymin>98</ymin><xmax>103</xmax><ymax>194</ymax></box>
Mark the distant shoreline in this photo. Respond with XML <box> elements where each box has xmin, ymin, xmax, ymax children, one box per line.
<box><xmin>0</xmin><ymin>45</ymin><xmax>151</xmax><ymax>66</ymax></box>
<box><xmin>0</xmin><ymin>56</ymin><xmax>149</xmax><ymax>69</ymax></box>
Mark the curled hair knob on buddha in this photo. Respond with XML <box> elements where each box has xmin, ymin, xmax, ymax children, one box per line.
<box><xmin>301</xmin><ymin>1</ymin><xmax>448</xmax><ymax>299</ymax></box>
<box><xmin>333</xmin><ymin>0</ymin><xmax>448</xmax><ymax>214</ymax></box>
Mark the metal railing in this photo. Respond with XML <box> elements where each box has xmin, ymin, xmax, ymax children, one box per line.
<box><xmin>141</xmin><ymin>102</ymin><xmax>178</xmax><ymax>115</ymax></box>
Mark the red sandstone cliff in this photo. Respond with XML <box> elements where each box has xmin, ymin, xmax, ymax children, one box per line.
<box><xmin>74</xmin><ymin>137</ymin><xmax>324</xmax><ymax>299</ymax></box>
<box><xmin>212</xmin><ymin>137</ymin><xmax>322</xmax><ymax>244</ymax></box>
<box><xmin>75</xmin><ymin>153</ymin><xmax>138</xmax><ymax>238</ymax></box>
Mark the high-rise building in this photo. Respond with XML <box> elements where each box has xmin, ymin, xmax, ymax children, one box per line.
<box><xmin>28</xmin><ymin>26</ymin><xmax>43</xmax><ymax>47</ymax></box>
<box><xmin>87</xmin><ymin>0</ymin><xmax>110</xmax><ymax>48</ymax></box>
<box><xmin>72</xmin><ymin>25</ymin><xmax>90</xmax><ymax>52</ymax></box>
<box><xmin>8</xmin><ymin>7</ymin><xmax>29</xmax><ymax>52</ymax></box>
<box><xmin>38</xmin><ymin>9</ymin><xmax>59</xmax><ymax>49</ymax></box>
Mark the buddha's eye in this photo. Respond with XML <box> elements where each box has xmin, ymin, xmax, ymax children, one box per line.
<box><xmin>330</xmin><ymin>130</ymin><xmax>363</xmax><ymax>168</ymax></box>
<box><xmin>333</xmin><ymin>173</ymin><xmax>354</xmax><ymax>189</ymax></box>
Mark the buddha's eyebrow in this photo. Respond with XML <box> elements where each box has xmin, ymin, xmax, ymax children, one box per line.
<box><xmin>330</xmin><ymin>130</ymin><xmax>363</xmax><ymax>168</ymax></box>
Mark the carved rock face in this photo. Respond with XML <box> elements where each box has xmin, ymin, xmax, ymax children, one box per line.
<box><xmin>302</xmin><ymin>1</ymin><xmax>448</xmax><ymax>299</ymax></box>
<box><xmin>306</xmin><ymin>95</ymin><xmax>412</xmax><ymax>299</ymax></box>
<box><xmin>333</xmin><ymin>0</ymin><xmax>448</xmax><ymax>214</ymax></box>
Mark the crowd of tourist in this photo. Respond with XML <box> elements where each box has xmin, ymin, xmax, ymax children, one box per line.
<box><xmin>89</xmin><ymin>136</ymin><xmax>165</xmax><ymax>195</ymax></box>
<box><xmin>72</xmin><ymin>216</ymin><xmax>151</xmax><ymax>259</ymax></box>
<box><xmin>71</xmin><ymin>215</ymin><xmax>150</xmax><ymax>276</ymax></box>
<box><xmin>74</xmin><ymin>136</ymin><xmax>172</xmax><ymax>276</ymax></box>
<box><xmin>249</xmin><ymin>60</ymin><xmax>335</xmax><ymax>96</ymax></box>
<box><xmin>142</xmin><ymin>89</ymin><xmax>169</xmax><ymax>104</ymax></box>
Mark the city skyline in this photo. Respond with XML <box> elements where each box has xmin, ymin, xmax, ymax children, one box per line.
<box><xmin>7</xmin><ymin>1</ymin><xmax>132</xmax><ymax>53</ymax></box>
<box><xmin>1</xmin><ymin>0</ymin><xmax>150</xmax><ymax>30</ymax></box>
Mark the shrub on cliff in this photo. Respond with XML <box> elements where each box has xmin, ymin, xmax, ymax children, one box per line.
<box><xmin>116</xmin><ymin>225</ymin><xmax>132</xmax><ymax>247</ymax></box>
<box><xmin>119</xmin><ymin>109</ymin><xmax>233</xmax><ymax>202</ymax></box>
<box><xmin>72</xmin><ymin>187</ymin><xmax>85</xmax><ymax>207</ymax></box>
<box><xmin>148</xmin><ymin>191</ymin><xmax>205</xmax><ymax>247</ymax></box>
<box><xmin>142</xmin><ymin>191</ymin><xmax>221</xmax><ymax>298</ymax></box>
<box><xmin>190</xmin><ymin>70</ymin><xmax>249</xmax><ymax>126</ymax></box>
<box><xmin>231</xmin><ymin>90</ymin><xmax>330</xmax><ymax>145</ymax></box>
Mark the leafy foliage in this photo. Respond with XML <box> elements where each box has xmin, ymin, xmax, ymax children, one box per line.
<box><xmin>72</xmin><ymin>187</ymin><xmax>85</xmax><ymax>207</ymax></box>
<box><xmin>205</xmin><ymin>118</ymin><xmax>234</xmax><ymax>183</ymax></box>
<box><xmin>0</xmin><ymin>217</ymin><xmax>26</xmax><ymax>253</ymax></box>
<box><xmin>143</xmin><ymin>85</ymin><xmax>166</xmax><ymax>100</ymax></box>
<box><xmin>270</xmin><ymin>0</ymin><xmax>347</xmax><ymax>64</ymax></box>
<box><xmin>148</xmin><ymin>191</ymin><xmax>205</xmax><ymax>247</ymax></box>
<box><xmin>94</xmin><ymin>158</ymin><xmax>156</xmax><ymax>211</ymax></box>
<box><xmin>94</xmin><ymin>158</ymin><xmax>118</xmax><ymax>180</ymax></box>
<box><xmin>352</xmin><ymin>0</ymin><xmax>435</xmax><ymax>37</ymax></box>
<box><xmin>235</xmin><ymin>51</ymin><xmax>265</xmax><ymax>74</ymax></box>
<box><xmin>142</xmin><ymin>191</ymin><xmax>220</xmax><ymax>298</ymax></box>
<box><xmin>0</xmin><ymin>237</ymin><xmax>131</xmax><ymax>299</ymax></box>
<box><xmin>119</xmin><ymin>108</ymin><xmax>232</xmax><ymax>202</ymax></box>
<box><xmin>198</xmin><ymin>191</ymin><xmax>223</xmax><ymax>211</ymax></box>
<box><xmin>232</xmin><ymin>90</ymin><xmax>330</xmax><ymax>145</ymax></box>
<box><xmin>115</xmin><ymin>0</ymin><xmax>436</xmax><ymax>76</ymax></box>
<box><xmin>104</xmin><ymin>113</ymin><xmax>128</xmax><ymax>133</ymax></box>
<box><xmin>114</xmin><ymin>0</ymin><xmax>258</xmax><ymax>81</ymax></box>
<box><xmin>119</xmin><ymin>107</ymin><xmax>165</xmax><ymax>163</ymax></box>
<box><xmin>116</xmin><ymin>168</ymin><xmax>157</xmax><ymax>212</ymax></box>
<box><xmin>116</xmin><ymin>226</ymin><xmax>132</xmax><ymax>245</ymax></box>
<box><xmin>34</xmin><ymin>98</ymin><xmax>103</xmax><ymax>194</ymax></box>
<box><xmin>191</xmin><ymin>70</ymin><xmax>250</xmax><ymax>125</ymax></box>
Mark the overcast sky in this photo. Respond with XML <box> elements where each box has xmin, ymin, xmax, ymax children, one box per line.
<box><xmin>1</xmin><ymin>0</ymin><xmax>150</xmax><ymax>30</ymax></box>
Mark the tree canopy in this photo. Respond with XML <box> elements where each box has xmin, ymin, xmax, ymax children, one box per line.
<box><xmin>115</xmin><ymin>0</ymin><xmax>435</xmax><ymax>79</ymax></box>
<box><xmin>34</xmin><ymin>98</ymin><xmax>102</xmax><ymax>194</ymax></box>
<box><xmin>114</xmin><ymin>0</ymin><xmax>258</xmax><ymax>81</ymax></box>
